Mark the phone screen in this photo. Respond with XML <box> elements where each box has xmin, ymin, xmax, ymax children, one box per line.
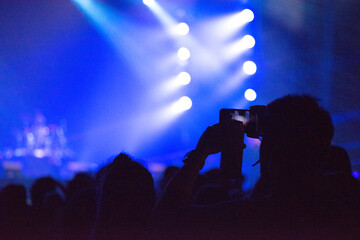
<box><xmin>220</xmin><ymin>109</ymin><xmax>249</xmax><ymax>125</ymax></box>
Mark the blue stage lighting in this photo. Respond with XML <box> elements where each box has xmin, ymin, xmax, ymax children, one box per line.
<box><xmin>243</xmin><ymin>61</ymin><xmax>257</xmax><ymax>75</ymax></box>
<box><xmin>224</xmin><ymin>35</ymin><xmax>256</xmax><ymax>62</ymax></box>
<box><xmin>244</xmin><ymin>89</ymin><xmax>257</xmax><ymax>101</ymax></box>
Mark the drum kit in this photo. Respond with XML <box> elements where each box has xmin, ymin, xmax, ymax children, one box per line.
<box><xmin>1</xmin><ymin>113</ymin><xmax>73</xmax><ymax>178</ymax></box>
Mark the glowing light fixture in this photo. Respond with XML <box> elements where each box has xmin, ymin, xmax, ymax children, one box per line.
<box><xmin>178</xmin><ymin>47</ymin><xmax>191</xmax><ymax>61</ymax></box>
<box><xmin>244</xmin><ymin>89</ymin><xmax>257</xmax><ymax>101</ymax></box>
<box><xmin>241</xmin><ymin>35</ymin><xmax>255</xmax><ymax>49</ymax></box>
<box><xmin>142</xmin><ymin>0</ymin><xmax>177</xmax><ymax>30</ymax></box>
<box><xmin>243</xmin><ymin>61</ymin><xmax>257</xmax><ymax>75</ymax></box>
<box><xmin>173</xmin><ymin>96</ymin><xmax>192</xmax><ymax>112</ymax></box>
<box><xmin>353</xmin><ymin>170</ymin><xmax>359</xmax><ymax>179</ymax></box>
<box><xmin>34</xmin><ymin>149</ymin><xmax>46</xmax><ymax>158</ymax></box>
<box><xmin>175</xmin><ymin>22</ymin><xmax>189</xmax><ymax>36</ymax></box>
<box><xmin>237</xmin><ymin>9</ymin><xmax>254</xmax><ymax>23</ymax></box>
<box><xmin>223</xmin><ymin>35</ymin><xmax>256</xmax><ymax>62</ymax></box>
<box><xmin>143</xmin><ymin>0</ymin><xmax>155</xmax><ymax>7</ymax></box>
<box><xmin>177</xmin><ymin>72</ymin><xmax>191</xmax><ymax>85</ymax></box>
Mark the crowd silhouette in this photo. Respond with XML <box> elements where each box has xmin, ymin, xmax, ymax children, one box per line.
<box><xmin>0</xmin><ymin>94</ymin><xmax>359</xmax><ymax>239</ymax></box>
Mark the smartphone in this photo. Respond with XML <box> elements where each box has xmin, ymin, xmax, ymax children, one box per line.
<box><xmin>219</xmin><ymin>109</ymin><xmax>247</xmax><ymax>180</ymax></box>
<box><xmin>219</xmin><ymin>109</ymin><xmax>250</xmax><ymax>125</ymax></box>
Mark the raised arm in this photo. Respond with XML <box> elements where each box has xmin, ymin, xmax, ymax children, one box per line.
<box><xmin>150</xmin><ymin>121</ymin><xmax>244</xmax><ymax>239</ymax></box>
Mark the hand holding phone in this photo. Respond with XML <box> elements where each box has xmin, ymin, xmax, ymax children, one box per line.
<box><xmin>196</xmin><ymin>121</ymin><xmax>245</xmax><ymax>157</ymax></box>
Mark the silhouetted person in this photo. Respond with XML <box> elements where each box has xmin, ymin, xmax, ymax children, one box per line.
<box><xmin>61</xmin><ymin>172</ymin><xmax>97</xmax><ymax>240</ymax></box>
<box><xmin>191</xmin><ymin>183</ymin><xmax>230</xmax><ymax>205</ymax></box>
<box><xmin>65</xmin><ymin>172</ymin><xmax>96</xmax><ymax>203</ymax></box>
<box><xmin>151</xmin><ymin>94</ymin><xmax>360</xmax><ymax>240</ymax></box>
<box><xmin>62</xmin><ymin>187</ymin><xmax>97</xmax><ymax>240</ymax></box>
<box><xmin>29</xmin><ymin>177</ymin><xmax>65</xmax><ymax>240</ymax></box>
<box><xmin>191</xmin><ymin>169</ymin><xmax>231</xmax><ymax>205</ymax></box>
<box><xmin>321</xmin><ymin>145</ymin><xmax>352</xmax><ymax>176</ymax></box>
<box><xmin>319</xmin><ymin>145</ymin><xmax>360</xmax><ymax>223</ymax></box>
<box><xmin>158</xmin><ymin>166</ymin><xmax>179</xmax><ymax>192</ymax></box>
<box><xmin>0</xmin><ymin>184</ymin><xmax>31</xmax><ymax>240</ymax></box>
<box><xmin>92</xmin><ymin>153</ymin><xmax>156</xmax><ymax>240</ymax></box>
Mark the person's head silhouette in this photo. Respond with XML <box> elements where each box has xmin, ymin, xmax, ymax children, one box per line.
<box><xmin>259</xmin><ymin>95</ymin><xmax>334</xmax><ymax>184</ymax></box>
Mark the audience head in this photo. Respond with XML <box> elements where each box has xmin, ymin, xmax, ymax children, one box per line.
<box><xmin>30</xmin><ymin>176</ymin><xmax>65</xmax><ymax>210</ymax></box>
<box><xmin>0</xmin><ymin>184</ymin><xmax>27</xmax><ymax>211</ymax></box>
<box><xmin>321</xmin><ymin>145</ymin><xmax>352</xmax><ymax>176</ymax></box>
<box><xmin>94</xmin><ymin>153</ymin><xmax>155</xmax><ymax>238</ymax></box>
<box><xmin>259</xmin><ymin>95</ymin><xmax>334</xmax><ymax>181</ymax></box>
<box><xmin>66</xmin><ymin>172</ymin><xmax>95</xmax><ymax>202</ymax></box>
<box><xmin>159</xmin><ymin>166</ymin><xmax>179</xmax><ymax>191</ymax></box>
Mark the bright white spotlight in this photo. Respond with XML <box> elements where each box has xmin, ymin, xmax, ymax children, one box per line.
<box><xmin>143</xmin><ymin>0</ymin><xmax>155</xmax><ymax>6</ymax></box>
<box><xmin>241</xmin><ymin>35</ymin><xmax>255</xmax><ymax>49</ymax></box>
<box><xmin>238</xmin><ymin>9</ymin><xmax>254</xmax><ymax>23</ymax></box>
<box><xmin>174</xmin><ymin>96</ymin><xmax>192</xmax><ymax>112</ymax></box>
<box><xmin>177</xmin><ymin>71</ymin><xmax>191</xmax><ymax>85</ymax></box>
<box><xmin>243</xmin><ymin>61</ymin><xmax>257</xmax><ymax>75</ymax></box>
<box><xmin>178</xmin><ymin>47</ymin><xmax>191</xmax><ymax>61</ymax></box>
<box><xmin>224</xmin><ymin>35</ymin><xmax>255</xmax><ymax>62</ymax></box>
<box><xmin>244</xmin><ymin>89</ymin><xmax>257</xmax><ymax>101</ymax></box>
<box><xmin>175</xmin><ymin>22</ymin><xmax>189</xmax><ymax>36</ymax></box>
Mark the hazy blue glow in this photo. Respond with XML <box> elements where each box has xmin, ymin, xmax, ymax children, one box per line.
<box><xmin>196</xmin><ymin>11</ymin><xmax>254</xmax><ymax>44</ymax></box>
<box><xmin>143</xmin><ymin>0</ymin><xmax>177</xmax><ymax>29</ymax></box>
<box><xmin>71</xmin><ymin>0</ymin><xmax>189</xmax><ymax>158</ymax></box>
<box><xmin>224</xmin><ymin>35</ymin><xmax>256</xmax><ymax>62</ymax></box>
<box><xmin>71</xmin><ymin>0</ymin><xmax>142</xmax><ymax>67</ymax></box>
<box><xmin>72</xmin><ymin>0</ymin><xmax>124</xmax><ymax>39</ymax></box>
<box><xmin>216</xmin><ymin>67</ymin><xmax>247</xmax><ymax>98</ymax></box>
<box><xmin>156</xmin><ymin>72</ymin><xmax>191</xmax><ymax>98</ymax></box>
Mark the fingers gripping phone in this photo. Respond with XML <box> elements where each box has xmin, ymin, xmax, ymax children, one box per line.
<box><xmin>219</xmin><ymin>106</ymin><xmax>266</xmax><ymax>181</ymax></box>
<box><xmin>219</xmin><ymin>109</ymin><xmax>247</xmax><ymax>181</ymax></box>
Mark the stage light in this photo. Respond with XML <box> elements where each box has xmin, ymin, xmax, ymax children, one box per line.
<box><xmin>243</xmin><ymin>61</ymin><xmax>257</xmax><ymax>75</ymax></box>
<box><xmin>73</xmin><ymin>0</ymin><xmax>92</xmax><ymax>8</ymax></box>
<box><xmin>148</xmin><ymin>162</ymin><xmax>166</xmax><ymax>173</ymax></box>
<box><xmin>156</xmin><ymin>72</ymin><xmax>191</xmax><ymax>98</ymax></box>
<box><xmin>174</xmin><ymin>96</ymin><xmax>192</xmax><ymax>112</ymax></box>
<box><xmin>142</xmin><ymin>0</ymin><xmax>176</xmax><ymax>29</ymax></box>
<box><xmin>241</xmin><ymin>35</ymin><xmax>255</xmax><ymax>49</ymax></box>
<box><xmin>27</xmin><ymin>133</ymin><xmax>34</xmax><ymax>142</ymax></box>
<box><xmin>143</xmin><ymin>0</ymin><xmax>155</xmax><ymax>7</ymax></box>
<box><xmin>223</xmin><ymin>35</ymin><xmax>256</xmax><ymax>62</ymax></box>
<box><xmin>177</xmin><ymin>71</ymin><xmax>191</xmax><ymax>85</ymax></box>
<box><xmin>175</xmin><ymin>22</ymin><xmax>189</xmax><ymax>36</ymax></box>
<box><xmin>244</xmin><ymin>89</ymin><xmax>257</xmax><ymax>101</ymax></box>
<box><xmin>237</xmin><ymin>9</ymin><xmax>254</xmax><ymax>23</ymax></box>
<box><xmin>353</xmin><ymin>170</ymin><xmax>359</xmax><ymax>179</ymax></box>
<box><xmin>200</xmin><ymin>10</ymin><xmax>255</xmax><ymax>44</ymax></box>
<box><xmin>34</xmin><ymin>149</ymin><xmax>46</xmax><ymax>158</ymax></box>
<box><xmin>178</xmin><ymin>47</ymin><xmax>191</xmax><ymax>61</ymax></box>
